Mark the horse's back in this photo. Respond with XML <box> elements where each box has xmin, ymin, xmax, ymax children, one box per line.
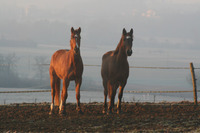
<box><xmin>101</xmin><ymin>50</ymin><xmax>129</xmax><ymax>82</ymax></box>
<box><xmin>50</xmin><ymin>49</ymin><xmax>83</xmax><ymax>80</ymax></box>
<box><xmin>101</xmin><ymin>51</ymin><xmax>115</xmax><ymax>79</ymax></box>
<box><xmin>102</xmin><ymin>51</ymin><xmax>114</xmax><ymax>60</ymax></box>
<box><xmin>50</xmin><ymin>49</ymin><xmax>69</xmax><ymax>64</ymax></box>
<box><xmin>49</xmin><ymin>49</ymin><xmax>71</xmax><ymax>78</ymax></box>
<box><xmin>51</xmin><ymin>49</ymin><xmax>69</xmax><ymax>59</ymax></box>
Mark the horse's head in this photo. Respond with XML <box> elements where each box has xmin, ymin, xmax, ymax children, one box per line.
<box><xmin>70</xmin><ymin>27</ymin><xmax>81</xmax><ymax>54</ymax></box>
<box><xmin>122</xmin><ymin>28</ymin><xmax>133</xmax><ymax>56</ymax></box>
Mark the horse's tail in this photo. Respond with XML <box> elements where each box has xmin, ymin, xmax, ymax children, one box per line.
<box><xmin>55</xmin><ymin>79</ymin><xmax>61</xmax><ymax>106</ymax></box>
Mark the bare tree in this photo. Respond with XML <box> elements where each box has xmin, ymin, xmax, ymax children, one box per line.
<box><xmin>0</xmin><ymin>53</ymin><xmax>19</xmax><ymax>87</ymax></box>
<box><xmin>34</xmin><ymin>56</ymin><xmax>49</xmax><ymax>84</ymax></box>
<box><xmin>5</xmin><ymin>53</ymin><xmax>17</xmax><ymax>74</ymax></box>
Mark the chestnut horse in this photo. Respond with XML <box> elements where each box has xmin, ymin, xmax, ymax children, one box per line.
<box><xmin>49</xmin><ymin>27</ymin><xmax>83</xmax><ymax>115</ymax></box>
<box><xmin>101</xmin><ymin>28</ymin><xmax>133</xmax><ymax>114</ymax></box>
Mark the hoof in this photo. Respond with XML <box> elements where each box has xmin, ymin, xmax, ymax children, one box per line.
<box><xmin>77</xmin><ymin>109</ymin><xmax>84</xmax><ymax>114</ymax></box>
<box><xmin>107</xmin><ymin>111</ymin><xmax>113</xmax><ymax>115</ymax></box>
<box><xmin>49</xmin><ymin>111</ymin><xmax>54</xmax><ymax>115</ymax></box>
<box><xmin>76</xmin><ymin>107</ymin><xmax>83</xmax><ymax>114</ymax></box>
<box><xmin>59</xmin><ymin>110</ymin><xmax>66</xmax><ymax>116</ymax></box>
<box><xmin>117</xmin><ymin>110</ymin><xmax>122</xmax><ymax>114</ymax></box>
<box><xmin>102</xmin><ymin>110</ymin><xmax>107</xmax><ymax>114</ymax></box>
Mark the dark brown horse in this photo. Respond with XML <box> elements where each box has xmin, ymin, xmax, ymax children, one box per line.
<box><xmin>101</xmin><ymin>28</ymin><xmax>133</xmax><ymax>114</ymax></box>
<box><xmin>49</xmin><ymin>27</ymin><xmax>83</xmax><ymax>115</ymax></box>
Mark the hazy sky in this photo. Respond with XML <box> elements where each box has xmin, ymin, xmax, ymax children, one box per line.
<box><xmin>0</xmin><ymin>0</ymin><xmax>200</xmax><ymax>89</ymax></box>
<box><xmin>0</xmin><ymin>0</ymin><xmax>200</xmax><ymax>50</ymax></box>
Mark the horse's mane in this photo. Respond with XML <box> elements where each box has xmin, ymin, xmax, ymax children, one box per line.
<box><xmin>114</xmin><ymin>36</ymin><xmax>123</xmax><ymax>55</ymax></box>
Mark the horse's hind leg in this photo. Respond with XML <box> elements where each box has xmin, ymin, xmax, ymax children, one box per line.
<box><xmin>55</xmin><ymin>77</ymin><xmax>61</xmax><ymax>106</ymax></box>
<box><xmin>108</xmin><ymin>89</ymin><xmax>117</xmax><ymax>114</ymax></box>
<box><xmin>59</xmin><ymin>79</ymin><xmax>69</xmax><ymax>115</ymax></box>
<box><xmin>49</xmin><ymin>67</ymin><xmax>56</xmax><ymax>115</ymax></box>
<box><xmin>75</xmin><ymin>78</ymin><xmax>83</xmax><ymax>114</ymax></box>
<box><xmin>102</xmin><ymin>80</ymin><xmax>108</xmax><ymax>114</ymax></box>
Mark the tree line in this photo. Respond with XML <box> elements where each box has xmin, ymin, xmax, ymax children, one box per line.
<box><xmin>0</xmin><ymin>54</ymin><xmax>49</xmax><ymax>88</ymax></box>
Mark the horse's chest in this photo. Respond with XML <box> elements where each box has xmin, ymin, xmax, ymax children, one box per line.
<box><xmin>116</xmin><ymin>71</ymin><xmax>128</xmax><ymax>79</ymax></box>
<box><xmin>68</xmin><ymin>70</ymin><xmax>76</xmax><ymax>80</ymax></box>
<box><xmin>67</xmin><ymin>66</ymin><xmax>83</xmax><ymax>80</ymax></box>
<box><xmin>56</xmin><ymin>63</ymin><xmax>83</xmax><ymax>80</ymax></box>
<box><xmin>111</xmin><ymin>67</ymin><xmax>129</xmax><ymax>80</ymax></box>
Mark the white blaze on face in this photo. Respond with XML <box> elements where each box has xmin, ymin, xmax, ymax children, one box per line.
<box><xmin>126</xmin><ymin>36</ymin><xmax>131</xmax><ymax>39</ymax></box>
<box><xmin>74</xmin><ymin>34</ymin><xmax>79</xmax><ymax>49</ymax></box>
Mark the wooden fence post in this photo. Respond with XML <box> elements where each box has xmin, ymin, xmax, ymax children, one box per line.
<box><xmin>190</xmin><ymin>62</ymin><xmax>198</xmax><ymax>105</ymax></box>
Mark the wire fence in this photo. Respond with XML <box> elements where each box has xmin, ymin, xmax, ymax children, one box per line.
<box><xmin>37</xmin><ymin>64</ymin><xmax>200</xmax><ymax>70</ymax></box>
<box><xmin>0</xmin><ymin>63</ymin><xmax>199</xmax><ymax>104</ymax></box>
<box><xmin>0</xmin><ymin>90</ymin><xmax>199</xmax><ymax>94</ymax></box>
<box><xmin>1</xmin><ymin>63</ymin><xmax>200</xmax><ymax>69</ymax></box>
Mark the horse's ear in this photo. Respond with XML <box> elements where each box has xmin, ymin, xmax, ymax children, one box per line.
<box><xmin>71</xmin><ymin>27</ymin><xmax>74</xmax><ymax>33</ymax></box>
<box><xmin>130</xmin><ymin>28</ymin><xmax>133</xmax><ymax>35</ymax></box>
<box><xmin>123</xmin><ymin>28</ymin><xmax>127</xmax><ymax>35</ymax></box>
<box><xmin>78</xmin><ymin>27</ymin><xmax>81</xmax><ymax>34</ymax></box>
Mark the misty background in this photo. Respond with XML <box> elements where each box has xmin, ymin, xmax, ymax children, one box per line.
<box><xmin>0</xmin><ymin>0</ymin><xmax>200</xmax><ymax>91</ymax></box>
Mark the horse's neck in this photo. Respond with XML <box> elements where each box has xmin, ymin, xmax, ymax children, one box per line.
<box><xmin>115</xmin><ymin>38</ymin><xmax>127</xmax><ymax>62</ymax></box>
<box><xmin>114</xmin><ymin>38</ymin><xmax>123</xmax><ymax>54</ymax></box>
<box><xmin>69</xmin><ymin>49</ymin><xmax>81</xmax><ymax>65</ymax></box>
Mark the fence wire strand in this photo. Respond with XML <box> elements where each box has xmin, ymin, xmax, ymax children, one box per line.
<box><xmin>0</xmin><ymin>90</ymin><xmax>199</xmax><ymax>94</ymax></box>
<box><xmin>1</xmin><ymin>63</ymin><xmax>200</xmax><ymax>69</ymax></box>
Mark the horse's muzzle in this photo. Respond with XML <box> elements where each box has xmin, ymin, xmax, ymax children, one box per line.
<box><xmin>127</xmin><ymin>49</ymin><xmax>132</xmax><ymax>56</ymax></box>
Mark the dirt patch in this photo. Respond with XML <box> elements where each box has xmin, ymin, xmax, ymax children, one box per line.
<box><xmin>1</xmin><ymin>102</ymin><xmax>200</xmax><ymax>132</ymax></box>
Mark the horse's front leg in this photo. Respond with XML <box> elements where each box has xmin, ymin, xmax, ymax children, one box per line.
<box><xmin>59</xmin><ymin>79</ymin><xmax>69</xmax><ymax>115</ymax></box>
<box><xmin>75</xmin><ymin>78</ymin><xmax>83</xmax><ymax>114</ymax></box>
<box><xmin>108</xmin><ymin>82</ymin><xmax>117</xmax><ymax>114</ymax></box>
<box><xmin>117</xmin><ymin>83</ymin><xmax>126</xmax><ymax>114</ymax></box>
